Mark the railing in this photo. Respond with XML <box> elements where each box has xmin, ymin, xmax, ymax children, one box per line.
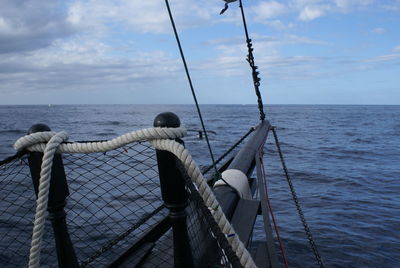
<box><xmin>213</xmin><ymin>120</ymin><xmax>271</xmax><ymax>219</ymax></box>
<box><xmin>27</xmin><ymin>123</ymin><xmax>79</xmax><ymax>268</ymax></box>
<box><xmin>0</xmin><ymin>120</ymin><xmax>167</xmax><ymax>267</ymax></box>
<box><xmin>1</xmin><ymin>112</ymin><xmax>264</xmax><ymax>268</ymax></box>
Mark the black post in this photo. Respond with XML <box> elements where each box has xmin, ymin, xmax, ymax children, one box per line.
<box><xmin>27</xmin><ymin>124</ymin><xmax>79</xmax><ymax>268</ymax></box>
<box><xmin>154</xmin><ymin>112</ymin><xmax>194</xmax><ymax>268</ymax></box>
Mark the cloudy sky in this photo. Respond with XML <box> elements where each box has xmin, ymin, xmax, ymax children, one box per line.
<box><xmin>0</xmin><ymin>0</ymin><xmax>399</xmax><ymax>105</ymax></box>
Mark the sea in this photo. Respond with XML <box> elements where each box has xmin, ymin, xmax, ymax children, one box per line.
<box><xmin>0</xmin><ymin>104</ymin><xmax>399</xmax><ymax>267</ymax></box>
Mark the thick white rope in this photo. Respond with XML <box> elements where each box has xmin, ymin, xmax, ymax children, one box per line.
<box><xmin>28</xmin><ymin>132</ymin><xmax>69</xmax><ymax>268</ymax></box>
<box><xmin>15</xmin><ymin>127</ymin><xmax>256</xmax><ymax>268</ymax></box>
<box><xmin>14</xmin><ymin>127</ymin><xmax>186</xmax><ymax>153</ymax></box>
<box><xmin>151</xmin><ymin>139</ymin><xmax>256</xmax><ymax>268</ymax></box>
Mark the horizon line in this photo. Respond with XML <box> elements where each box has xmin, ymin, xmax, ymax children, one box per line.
<box><xmin>0</xmin><ymin>103</ymin><xmax>399</xmax><ymax>106</ymax></box>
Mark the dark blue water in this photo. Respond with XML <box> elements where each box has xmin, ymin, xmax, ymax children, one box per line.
<box><xmin>0</xmin><ymin>104</ymin><xmax>399</xmax><ymax>267</ymax></box>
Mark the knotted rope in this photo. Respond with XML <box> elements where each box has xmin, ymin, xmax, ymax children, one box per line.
<box><xmin>15</xmin><ymin>127</ymin><xmax>257</xmax><ymax>268</ymax></box>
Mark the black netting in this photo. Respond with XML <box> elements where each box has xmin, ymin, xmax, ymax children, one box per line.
<box><xmin>63</xmin><ymin>142</ymin><xmax>165</xmax><ymax>267</ymax></box>
<box><xmin>0</xmin><ymin>140</ymin><xmax>247</xmax><ymax>268</ymax></box>
<box><xmin>138</xmin><ymin>180</ymin><xmax>240</xmax><ymax>268</ymax></box>
<box><xmin>139</xmin><ymin>229</ymin><xmax>174</xmax><ymax>267</ymax></box>
<box><xmin>186</xmin><ymin>191</ymin><xmax>232</xmax><ymax>267</ymax></box>
<box><xmin>0</xmin><ymin>142</ymin><xmax>167</xmax><ymax>267</ymax></box>
<box><xmin>0</xmin><ymin>157</ymin><xmax>36</xmax><ymax>267</ymax></box>
<box><xmin>185</xmin><ymin>179</ymin><xmax>241</xmax><ymax>268</ymax></box>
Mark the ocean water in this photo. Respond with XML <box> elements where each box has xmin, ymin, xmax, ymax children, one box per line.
<box><xmin>0</xmin><ymin>104</ymin><xmax>399</xmax><ymax>267</ymax></box>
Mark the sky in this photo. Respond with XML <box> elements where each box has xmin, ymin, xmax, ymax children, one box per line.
<box><xmin>0</xmin><ymin>0</ymin><xmax>399</xmax><ymax>105</ymax></box>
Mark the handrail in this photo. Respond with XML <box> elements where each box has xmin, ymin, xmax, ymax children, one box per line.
<box><xmin>228</xmin><ymin>120</ymin><xmax>270</xmax><ymax>177</ymax></box>
<box><xmin>214</xmin><ymin>120</ymin><xmax>270</xmax><ymax>219</ymax></box>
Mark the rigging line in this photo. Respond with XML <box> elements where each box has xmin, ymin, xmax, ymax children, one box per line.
<box><xmin>271</xmin><ymin>127</ymin><xmax>325</xmax><ymax>268</ymax></box>
<box><xmin>0</xmin><ymin>150</ymin><xmax>28</xmax><ymax>166</ymax></box>
<box><xmin>258</xmin><ymin>151</ymin><xmax>289</xmax><ymax>268</ymax></box>
<box><xmin>238</xmin><ymin>0</ymin><xmax>266</xmax><ymax>121</ymax></box>
<box><xmin>202</xmin><ymin>126</ymin><xmax>255</xmax><ymax>175</ymax></box>
<box><xmin>164</xmin><ymin>0</ymin><xmax>218</xmax><ymax>174</ymax></box>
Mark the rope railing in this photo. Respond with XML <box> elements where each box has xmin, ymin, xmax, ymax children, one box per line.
<box><xmin>14</xmin><ymin>126</ymin><xmax>257</xmax><ymax>268</ymax></box>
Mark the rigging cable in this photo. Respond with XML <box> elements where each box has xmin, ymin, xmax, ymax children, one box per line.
<box><xmin>238</xmin><ymin>0</ymin><xmax>266</xmax><ymax>121</ymax></box>
<box><xmin>272</xmin><ymin>127</ymin><xmax>325</xmax><ymax>268</ymax></box>
<box><xmin>220</xmin><ymin>0</ymin><xmax>265</xmax><ymax>120</ymax></box>
<box><xmin>164</xmin><ymin>0</ymin><xmax>218</xmax><ymax>175</ymax></box>
<box><xmin>258</xmin><ymin>151</ymin><xmax>289</xmax><ymax>268</ymax></box>
<box><xmin>0</xmin><ymin>150</ymin><xmax>27</xmax><ymax>166</ymax></box>
<box><xmin>202</xmin><ymin>126</ymin><xmax>255</xmax><ymax>175</ymax></box>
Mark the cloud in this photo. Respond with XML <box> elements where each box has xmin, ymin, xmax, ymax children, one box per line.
<box><xmin>205</xmin><ymin>35</ymin><xmax>279</xmax><ymax>46</ymax></box>
<box><xmin>290</xmin><ymin>0</ymin><xmax>333</xmax><ymax>21</ymax></box>
<box><xmin>371</xmin><ymin>27</ymin><xmax>385</xmax><ymax>34</ymax></box>
<box><xmin>285</xmin><ymin>34</ymin><xmax>331</xmax><ymax>45</ymax></box>
<box><xmin>0</xmin><ymin>0</ymin><xmax>77</xmax><ymax>54</ymax></box>
<box><xmin>291</xmin><ymin>0</ymin><xmax>375</xmax><ymax>21</ymax></box>
<box><xmin>1</xmin><ymin>0</ymin><xmax>397</xmax><ymax>105</ymax></box>
<box><xmin>333</xmin><ymin>0</ymin><xmax>374</xmax><ymax>11</ymax></box>
<box><xmin>298</xmin><ymin>5</ymin><xmax>329</xmax><ymax>21</ymax></box>
<box><xmin>201</xmin><ymin>33</ymin><xmax>331</xmax><ymax>79</ymax></box>
<box><xmin>380</xmin><ymin>1</ymin><xmax>400</xmax><ymax>12</ymax></box>
<box><xmin>252</xmin><ymin>1</ymin><xmax>287</xmax><ymax>21</ymax></box>
<box><xmin>266</xmin><ymin>20</ymin><xmax>295</xmax><ymax>30</ymax></box>
<box><xmin>67</xmin><ymin>1</ymin><xmax>171</xmax><ymax>34</ymax></box>
<box><xmin>66</xmin><ymin>0</ymin><xmax>227</xmax><ymax>34</ymax></box>
<box><xmin>0</xmin><ymin>33</ymin><xmax>183</xmax><ymax>96</ymax></box>
<box><xmin>0</xmin><ymin>0</ymin><xmax>237</xmax><ymax>98</ymax></box>
<box><xmin>206</xmin><ymin>33</ymin><xmax>329</xmax><ymax>47</ymax></box>
<box><xmin>363</xmin><ymin>54</ymin><xmax>400</xmax><ymax>63</ymax></box>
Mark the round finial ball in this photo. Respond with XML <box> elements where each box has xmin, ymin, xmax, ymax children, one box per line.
<box><xmin>153</xmin><ymin>112</ymin><xmax>180</xmax><ymax>128</ymax></box>
<box><xmin>28</xmin><ymin>123</ymin><xmax>51</xmax><ymax>134</ymax></box>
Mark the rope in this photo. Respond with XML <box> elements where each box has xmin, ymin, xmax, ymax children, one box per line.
<box><xmin>28</xmin><ymin>132</ymin><xmax>68</xmax><ymax>268</ymax></box>
<box><xmin>14</xmin><ymin>127</ymin><xmax>186</xmax><ymax>153</ymax></box>
<box><xmin>151</xmin><ymin>139</ymin><xmax>256</xmax><ymax>268</ymax></box>
<box><xmin>183</xmin><ymin>170</ymin><xmax>242</xmax><ymax>267</ymax></box>
<box><xmin>164</xmin><ymin>0</ymin><xmax>219</xmax><ymax>175</ymax></box>
<box><xmin>219</xmin><ymin>1</ymin><xmax>265</xmax><ymax>120</ymax></box>
<box><xmin>258</xmin><ymin>152</ymin><xmax>289</xmax><ymax>268</ymax></box>
<box><xmin>271</xmin><ymin>127</ymin><xmax>325</xmax><ymax>268</ymax></box>
<box><xmin>15</xmin><ymin>127</ymin><xmax>257</xmax><ymax>268</ymax></box>
<box><xmin>238</xmin><ymin>0</ymin><xmax>265</xmax><ymax>121</ymax></box>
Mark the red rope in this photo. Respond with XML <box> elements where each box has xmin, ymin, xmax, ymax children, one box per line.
<box><xmin>259</xmin><ymin>152</ymin><xmax>290</xmax><ymax>268</ymax></box>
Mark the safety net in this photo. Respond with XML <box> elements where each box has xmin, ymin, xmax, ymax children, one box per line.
<box><xmin>0</xmin><ymin>139</ymin><xmax>242</xmax><ymax>268</ymax></box>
